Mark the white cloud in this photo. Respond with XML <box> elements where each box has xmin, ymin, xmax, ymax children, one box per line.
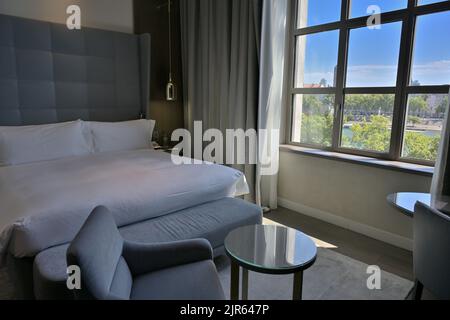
<box><xmin>347</xmin><ymin>64</ymin><xmax>397</xmax><ymax>87</ymax></box>
<box><xmin>303</xmin><ymin>71</ymin><xmax>335</xmax><ymax>85</ymax></box>
<box><xmin>410</xmin><ymin>60</ymin><xmax>450</xmax><ymax>85</ymax></box>
<box><xmin>302</xmin><ymin>60</ymin><xmax>450</xmax><ymax>87</ymax></box>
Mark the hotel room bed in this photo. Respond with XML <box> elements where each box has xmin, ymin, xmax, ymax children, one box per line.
<box><xmin>0</xmin><ymin>148</ymin><xmax>260</xmax><ymax>300</ymax></box>
<box><xmin>0</xmin><ymin>149</ymin><xmax>249</xmax><ymax>263</ymax></box>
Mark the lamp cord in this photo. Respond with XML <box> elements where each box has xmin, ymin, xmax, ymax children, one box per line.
<box><xmin>168</xmin><ymin>0</ymin><xmax>172</xmax><ymax>81</ymax></box>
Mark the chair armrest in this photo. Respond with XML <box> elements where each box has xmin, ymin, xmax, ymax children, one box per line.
<box><xmin>122</xmin><ymin>239</ymin><xmax>213</xmax><ymax>276</ymax></box>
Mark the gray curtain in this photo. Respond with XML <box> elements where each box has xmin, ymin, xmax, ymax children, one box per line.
<box><xmin>180</xmin><ymin>0</ymin><xmax>262</xmax><ymax>202</ymax></box>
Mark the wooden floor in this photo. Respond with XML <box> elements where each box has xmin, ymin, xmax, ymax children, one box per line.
<box><xmin>265</xmin><ymin>206</ymin><xmax>414</xmax><ymax>281</ymax></box>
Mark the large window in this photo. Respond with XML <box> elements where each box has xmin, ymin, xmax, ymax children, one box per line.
<box><xmin>288</xmin><ymin>0</ymin><xmax>450</xmax><ymax>165</ymax></box>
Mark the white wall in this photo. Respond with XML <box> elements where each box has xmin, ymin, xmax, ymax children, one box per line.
<box><xmin>0</xmin><ymin>0</ymin><xmax>134</xmax><ymax>33</ymax></box>
<box><xmin>278</xmin><ymin>150</ymin><xmax>432</xmax><ymax>250</ymax></box>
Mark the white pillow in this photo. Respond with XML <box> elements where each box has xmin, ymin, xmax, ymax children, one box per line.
<box><xmin>0</xmin><ymin>120</ymin><xmax>93</xmax><ymax>166</ymax></box>
<box><xmin>87</xmin><ymin>119</ymin><xmax>156</xmax><ymax>153</ymax></box>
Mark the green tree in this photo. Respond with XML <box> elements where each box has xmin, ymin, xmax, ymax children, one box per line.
<box><xmin>298</xmin><ymin>110</ymin><xmax>440</xmax><ymax>162</ymax></box>
<box><xmin>404</xmin><ymin>132</ymin><xmax>440</xmax><ymax>161</ymax></box>
<box><xmin>345</xmin><ymin>115</ymin><xmax>391</xmax><ymax>152</ymax></box>
<box><xmin>436</xmin><ymin>96</ymin><xmax>449</xmax><ymax>115</ymax></box>
<box><xmin>408</xmin><ymin>116</ymin><xmax>421</xmax><ymax>127</ymax></box>
<box><xmin>408</xmin><ymin>96</ymin><xmax>428</xmax><ymax>114</ymax></box>
<box><xmin>301</xmin><ymin>113</ymin><xmax>333</xmax><ymax>146</ymax></box>
<box><xmin>303</xmin><ymin>95</ymin><xmax>322</xmax><ymax>114</ymax></box>
<box><xmin>344</xmin><ymin>94</ymin><xmax>394</xmax><ymax>113</ymax></box>
<box><xmin>299</xmin><ymin>94</ymin><xmax>334</xmax><ymax>146</ymax></box>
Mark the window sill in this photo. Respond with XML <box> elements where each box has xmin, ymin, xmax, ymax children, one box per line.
<box><xmin>280</xmin><ymin>144</ymin><xmax>434</xmax><ymax>177</ymax></box>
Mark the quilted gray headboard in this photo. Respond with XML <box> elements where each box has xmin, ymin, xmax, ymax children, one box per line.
<box><xmin>0</xmin><ymin>14</ymin><xmax>150</xmax><ymax>126</ymax></box>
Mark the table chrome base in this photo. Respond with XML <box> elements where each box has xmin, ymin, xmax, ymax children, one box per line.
<box><xmin>230</xmin><ymin>261</ymin><xmax>305</xmax><ymax>300</ymax></box>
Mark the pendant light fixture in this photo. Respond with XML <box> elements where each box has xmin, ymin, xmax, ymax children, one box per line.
<box><xmin>166</xmin><ymin>0</ymin><xmax>177</xmax><ymax>101</ymax></box>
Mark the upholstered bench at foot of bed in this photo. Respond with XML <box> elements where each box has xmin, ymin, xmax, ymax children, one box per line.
<box><xmin>33</xmin><ymin>198</ymin><xmax>262</xmax><ymax>300</ymax></box>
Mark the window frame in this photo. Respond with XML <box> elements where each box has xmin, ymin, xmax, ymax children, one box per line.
<box><xmin>286</xmin><ymin>0</ymin><xmax>450</xmax><ymax>166</ymax></box>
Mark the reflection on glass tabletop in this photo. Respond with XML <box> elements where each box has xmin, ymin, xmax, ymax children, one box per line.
<box><xmin>387</xmin><ymin>192</ymin><xmax>450</xmax><ymax>217</ymax></box>
<box><xmin>225</xmin><ymin>225</ymin><xmax>317</xmax><ymax>273</ymax></box>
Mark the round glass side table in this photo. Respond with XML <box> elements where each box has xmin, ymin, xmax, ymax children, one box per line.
<box><xmin>225</xmin><ymin>225</ymin><xmax>317</xmax><ymax>300</ymax></box>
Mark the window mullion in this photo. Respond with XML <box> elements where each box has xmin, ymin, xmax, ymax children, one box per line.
<box><xmin>406</xmin><ymin>85</ymin><xmax>450</xmax><ymax>94</ymax></box>
<box><xmin>332</xmin><ymin>0</ymin><xmax>350</xmax><ymax>150</ymax></box>
<box><xmin>389</xmin><ymin>0</ymin><xmax>417</xmax><ymax>161</ymax></box>
<box><xmin>286</xmin><ymin>0</ymin><xmax>300</xmax><ymax>145</ymax></box>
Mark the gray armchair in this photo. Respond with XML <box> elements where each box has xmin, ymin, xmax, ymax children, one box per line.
<box><xmin>413</xmin><ymin>202</ymin><xmax>450</xmax><ymax>300</ymax></box>
<box><xmin>66</xmin><ymin>206</ymin><xmax>225</xmax><ymax>300</ymax></box>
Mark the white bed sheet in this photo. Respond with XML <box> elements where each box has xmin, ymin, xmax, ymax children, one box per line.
<box><xmin>0</xmin><ymin>149</ymin><xmax>248</xmax><ymax>264</ymax></box>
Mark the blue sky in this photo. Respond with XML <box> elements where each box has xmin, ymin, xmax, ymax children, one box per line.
<box><xmin>298</xmin><ymin>0</ymin><xmax>450</xmax><ymax>87</ymax></box>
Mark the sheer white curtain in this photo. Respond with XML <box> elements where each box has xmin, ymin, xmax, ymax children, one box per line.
<box><xmin>256</xmin><ymin>0</ymin><xmax>289</xmax><ymax>209</ymax></box>
<box><xmin>431</xmin><ymin>88</ymin><xmax>450</xmax><ymax>197</ymax></box>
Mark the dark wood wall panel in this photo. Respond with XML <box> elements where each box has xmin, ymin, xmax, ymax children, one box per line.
<box><xmin>134</xmin><ymin>0</ymin><xmax>184</xmax><ymax>142</ymax></box>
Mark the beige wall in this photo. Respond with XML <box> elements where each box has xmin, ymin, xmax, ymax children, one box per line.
<box><xmin>0</xmin><ymin>0</ymin><xmax>134</xmax><ymax>33</ymax></box>
<box><xmin>278</xmin><ymin>150</ymin><xmax>432</xmax><ymax>250</ymax></box>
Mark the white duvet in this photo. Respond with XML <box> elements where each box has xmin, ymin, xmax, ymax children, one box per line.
<box><xmin>0</xmin><ymin>149</ymin><xmax>248</xmax><ymax>264</ymax></box>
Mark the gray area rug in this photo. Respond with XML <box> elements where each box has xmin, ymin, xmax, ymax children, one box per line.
<box><xmin>0</xmin><ymin>247</ymin><xmax>413</xmax><ymax>300</ymax></box>
<box><xmin>216</xmin><ymin>248</ymin><xmax>413</xmax><ymax>300</ymax></box>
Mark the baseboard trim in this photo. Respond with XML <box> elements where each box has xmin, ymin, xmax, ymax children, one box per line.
<box><xmin>278</xmin><ymin>197</ymin><xmax>413</xmax><ymax>251</ymax></box>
